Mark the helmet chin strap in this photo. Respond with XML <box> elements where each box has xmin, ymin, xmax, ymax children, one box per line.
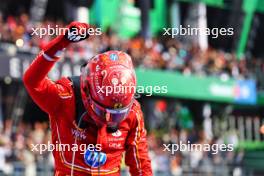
<box><xmin>86</xmin><ymin>98</ymin><xmax>120</xmax><ymax>133</ymax></box>
<box><xmin>105</xmin><ymin>111</ymin><xmax>119</xmax><ymax>133</ymax></box>
<box><xmin>81</xmin><ymin>90</ymin><xmax>121</xmax><ymax>133</ymax></box>
<box><xmin>106</xmin><ymin>122</ymin><xmax>119</xmax><ymax>133</ymax></box>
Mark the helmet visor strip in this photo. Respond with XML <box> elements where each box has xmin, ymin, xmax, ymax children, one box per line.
<box><xmin>89</xmin><ymin>97</ymin><xmax>133</xmax><ymax>123</ymax></box>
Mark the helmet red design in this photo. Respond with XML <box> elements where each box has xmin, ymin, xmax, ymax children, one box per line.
<box><xmin>80</xmin><ymin>50</ymin><xmax>136</xmax><ymax>126</ymax></box>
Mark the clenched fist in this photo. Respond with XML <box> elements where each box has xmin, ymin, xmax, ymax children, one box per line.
<box><xmin>65</xmin><ymin>22</ymin><xmax>90</xmax><ymax>42</ymax></box>
<box><xmin>42</xmin><ymin>21</ymin><xmax>90</xmax><ymax>60</ymax></box>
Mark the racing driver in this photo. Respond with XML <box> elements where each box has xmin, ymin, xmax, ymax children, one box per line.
<box><xmin>23</xmin><ymin>22</ymin><xmax>153</xmax><ymax>176</ymax></box>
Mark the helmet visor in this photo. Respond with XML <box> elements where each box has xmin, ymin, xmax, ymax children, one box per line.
<box><xmin>90</xmin><ymin>97</ymin><xmax>133</xmax><ymax>123</ymax></box>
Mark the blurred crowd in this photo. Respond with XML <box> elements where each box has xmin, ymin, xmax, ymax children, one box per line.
<box><xmin>1</xmin><ymin>13</ymin><xmax>264</xmax><ymax>89</ymax></box>
<box><xmin>148</xmin><ymin>129</ymin><xmax>240</xmax><ymax>176</ymax></box>
<box><xmin>147</xmin><ymin>100</ymin><xmax>242</xmax><ymax>176</ymax></box>
<box><xmin>0</xmin><ymin>101</ymin><xmax>244</xmax><ymax>176</ymax></box>
<box><xmin>0</xmin><ymin>120</ymin><xmax>53</xmax><ymax>175</ymax></box>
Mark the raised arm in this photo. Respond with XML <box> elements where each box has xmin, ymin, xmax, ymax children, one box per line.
<box><xmin>23</xmin><ymin>22</ymin><xmax>89</xmax><ymax>115</ymax></box>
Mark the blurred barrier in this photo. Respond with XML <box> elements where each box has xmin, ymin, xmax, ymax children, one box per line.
<box><xmin>0</xmin><ymin>51</ymin><xmax>81</xmax><ymax>80</ymax></box>
<box><xmin>0</xmin><ymin>50</ymin><xmax>258</xmax><ymax>105</ymax></box>
<box><xmin>136</xmin><ymin>68</ymin><xmax>257</xmax><ymax>104</ymax></box>
<box><xmin>243</xmin><ymin>151</ymin><xmax>264</xmax><ymax>172</ymax></box>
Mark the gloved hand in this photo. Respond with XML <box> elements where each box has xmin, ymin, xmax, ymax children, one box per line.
<box><xmin>42</xmin><ymin>21</ymin><xmax>90</xmax><ymax>60</ymax></box>
<box><xmin>65</xmin><ymin>21</ymin><xmax>90</xmax><ymax>42</ymax></box>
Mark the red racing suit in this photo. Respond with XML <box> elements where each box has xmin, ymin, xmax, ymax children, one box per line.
<box><xmin>23</xmin><ymin>52</ymin><xmax>153</xmax><ymax>175</ymax></box>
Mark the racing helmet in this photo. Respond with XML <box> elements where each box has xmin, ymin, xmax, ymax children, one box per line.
<box><xmin>80</xmin><ymin>50</ymin><xmax>136</xmax><ymax>132</ymax></box>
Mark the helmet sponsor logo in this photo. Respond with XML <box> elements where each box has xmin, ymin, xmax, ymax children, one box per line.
<box><xmin>114</xmin><ymin>103</ymin><xmax>123</xmax><ymax>109</ymax></box>
<box><xmin>110</xmin><ymin>53</ymin><xmax>118</xmax><ymax>61</ymax></box>
<box><xmin>84</xmin><ymin>150</ymin><xmax>107</xmax><ymax>168</ymax></box>
<box><xmin>120</xmin><ymin>77</ymin><xmax>127</xmax><ymax>85</ymax></box>
<box><xmin>111</xmin><ymin>78</ymin><xmax>119</xmax><ymax>85</ymax></box>
<box><xmin>95</xmin><ymin>65</ymin><xmax>100</xmax><ymax>72</ymax></box>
